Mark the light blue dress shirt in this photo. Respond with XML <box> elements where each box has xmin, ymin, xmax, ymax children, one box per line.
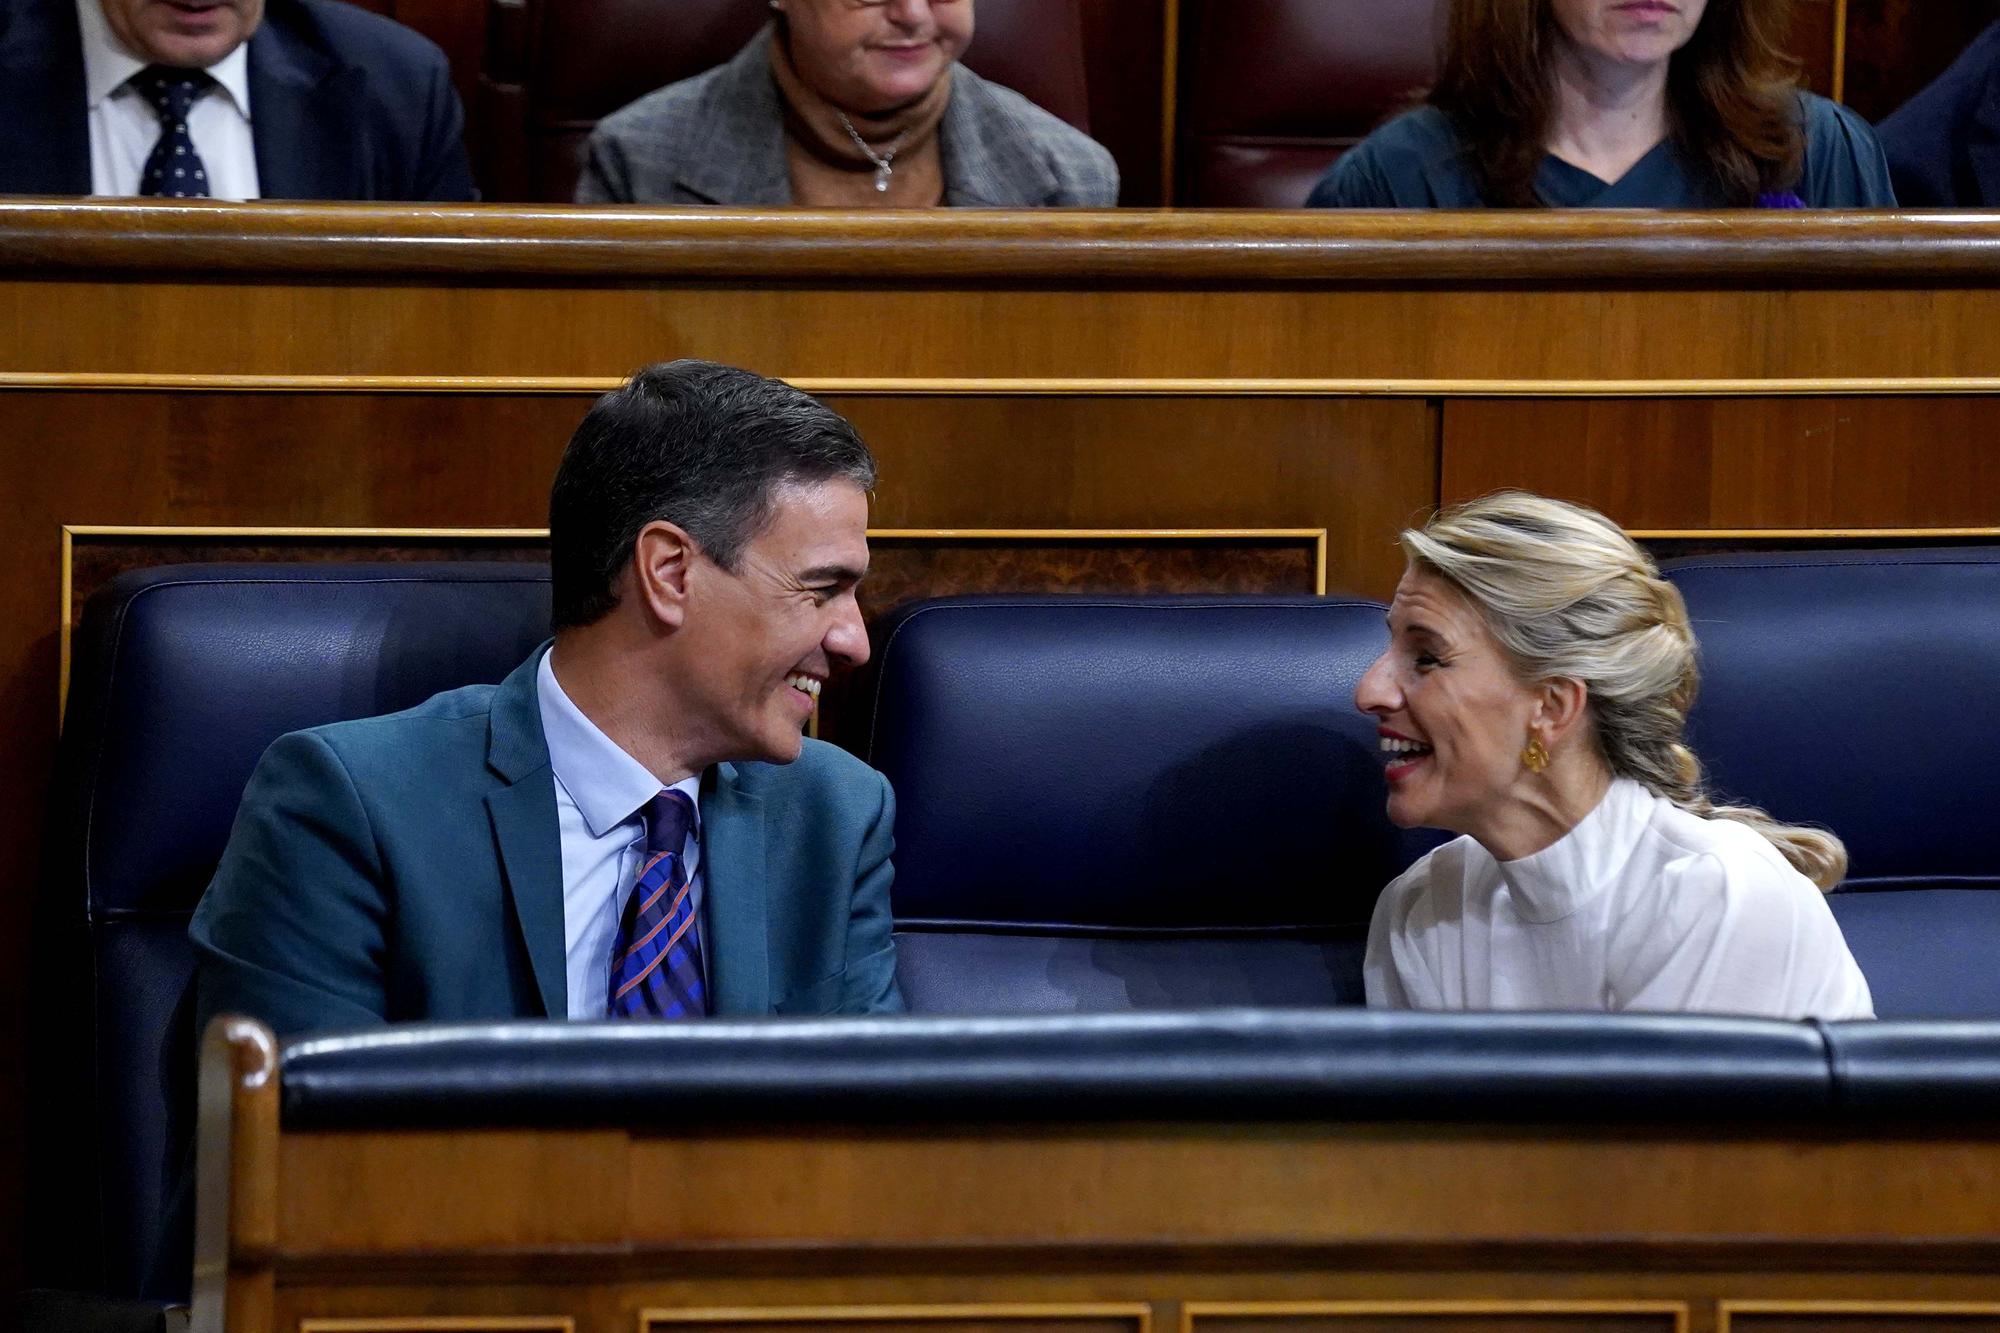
<box><xmin>536</xmin><ymin>648</ymin><xmax>703</xmax><ymax>1019</ymax></box>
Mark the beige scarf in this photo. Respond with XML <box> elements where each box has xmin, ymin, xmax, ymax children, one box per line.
<box><xmin>769</xmin><ymin>26</ymin><xmax>951</xmax><ymax>208</ymax></box>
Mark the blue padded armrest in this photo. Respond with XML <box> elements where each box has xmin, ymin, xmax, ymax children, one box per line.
<box><xmin>1824</xmin><ymin>1021</ymin><xmax>2000</xmax><ymax>1118</ymax></box>
<box><xmin>276</xmin><ymin>1010</ymin><xmax>1836</xmax><ymax>1128</ymax></box>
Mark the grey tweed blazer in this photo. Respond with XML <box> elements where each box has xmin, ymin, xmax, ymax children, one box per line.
<box><xmin>576</xmin><ymin>27</ymin><xmax>1119</xmax><ymax>207</ymax></box>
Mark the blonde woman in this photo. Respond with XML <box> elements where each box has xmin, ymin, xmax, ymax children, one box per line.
<box><xmin>1355</xmin><ymin>492</ymin><xmax>1872</xmax><ymax>1019</ymax></box>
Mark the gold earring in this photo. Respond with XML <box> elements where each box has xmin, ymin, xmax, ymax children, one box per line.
<box><xmin>1521</xmin><ymin>738</ymin><xmax>1550</xmax><ymax>773</ymax></box>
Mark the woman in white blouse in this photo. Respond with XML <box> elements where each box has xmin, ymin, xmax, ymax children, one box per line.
<box><xmin>1356</xmin><ymin>491</ymin><xmax>1872</xmax><ymax>1019</ymax></box>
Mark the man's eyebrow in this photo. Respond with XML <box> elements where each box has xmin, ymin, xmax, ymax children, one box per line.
<box><xmin>800</xmin><ymin>562</ymin><xmax>868</xmax><ymax>584</ymax></box>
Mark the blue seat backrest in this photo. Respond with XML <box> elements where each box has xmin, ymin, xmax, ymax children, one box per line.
<box><xmin>862</xmin><ymin>596</ymin><xmax>1434</xmax><ymax>1013</ymax></box>
<box><xmin>1663</xmin><ymin>548</ymin><xmax>2000</xmax><ymax>1018</ymax></box>
<box><xmin>33</xmin><ymin>563</ymin><xmax>553</xmax><ymax>1300</ymax></box>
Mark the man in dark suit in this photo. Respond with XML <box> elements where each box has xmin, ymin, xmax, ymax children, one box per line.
<box><xmin>1878</xmin><ymin>20</ymin><xmax>2000</xmax><ymax>207</ymax></box>
<box><xmin>0</xmin><ymin>0</ymin><xmax>475</xmax><ymax>199</ymax></box>
<box><xmin>191</xmin><ymin>361</ymin><xmax>903</xmax><ymax>1040</ymax></box>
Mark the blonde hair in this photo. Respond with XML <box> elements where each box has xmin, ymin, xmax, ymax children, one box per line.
<box><xmin>1401</xmin><ymin>491</ymin><xmax>1846</xmax><ymax>891</ymax></box>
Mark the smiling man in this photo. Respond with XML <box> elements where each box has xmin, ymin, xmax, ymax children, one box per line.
<box><xmin>190</xmin><ymin>361</ymin><xmax>902</xmax><ymax>1042</ymax></box>
<box><xmin>0</xmin><ymin>0</ymin><xmax>475</xmax><ymax>199</ymax></box>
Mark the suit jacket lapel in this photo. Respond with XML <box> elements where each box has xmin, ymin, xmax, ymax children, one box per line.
<box><xmin>485</xmin><ymin>649</ymin><xmax>566</xmax><ymax>1019</ymax></box>
<box><xmin>247</xmin><ymin>11</ymin><xmax>365</xmax><ymax>198</ymax></box>
<box><xmin>0</xmin><ymin>0</ymin><xmax>91</xmax><ymax>194</ymax></box>
<box><xmin>938</xmin><ymin>65</ymin><xmax>1057</xmax><ymax>207</ymax></box>
<box><xmin>702</xmin><ymin>761</ymin><xmax>770</xmax><ymax>1014</ymax></box>
<box><xmin>675</xmin><ymin>29</ymin><xmax>790</xmax><ymax>206</ymax></box>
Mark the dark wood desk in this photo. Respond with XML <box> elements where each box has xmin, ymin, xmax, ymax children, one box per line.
<box><xmin>10</xmin><ymin>203</ymin><xmax>2000</xmax><ymax>1279</ymax></box>
<box><xmin>195</xmin><ymin>1017</ymin><xmax>2000</xmax><ymax>1333</ymax></box>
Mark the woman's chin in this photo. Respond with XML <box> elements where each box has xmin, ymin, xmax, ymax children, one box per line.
<box><xmin>1383</xmin><ymin>792</ymin><xmax>1427</xmax><ymax>829</ymax></box>
<box><xmin>855</xmin><ymin>62</ymin><xmax>946</xmax><ymax>107</ymax></box>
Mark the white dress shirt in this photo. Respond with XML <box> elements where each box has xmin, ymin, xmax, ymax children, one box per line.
<box><xmin>1365</xmin><ymin>777</ymin><xmax>1874</xmax><ymax>1020</ymax></box>
<box><xmin>536</xmin><ymin>648</ymin><xmax>704</xmax><ymax>1020</ymax></box>
<box><xmin>76</xmin><ymin>0</ymin><xmax>260</xmax><ymax>199</ymax></box>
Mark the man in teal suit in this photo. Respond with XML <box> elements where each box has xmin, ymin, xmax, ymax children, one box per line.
<box><xmin>191</xmin><ymin>361</ymin><xmax>903</xmax><ymax>1038</ymax></box>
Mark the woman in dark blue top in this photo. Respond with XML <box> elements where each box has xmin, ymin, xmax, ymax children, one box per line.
<box><xmin>1309</xmin><ymin>0</ymin><xmax>1895</xmax><ymax>209</ymax></box>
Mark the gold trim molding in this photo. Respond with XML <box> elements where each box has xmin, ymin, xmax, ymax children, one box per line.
<box><xmin>300</xmin><ymin>1312</ymin><xmax>576</xmax><ymax>1320</ymax></box>
<box><xmin>18</xmin><ymin>372</ymin><xmax>2000</xmax><ymax>397</ymax></box>
<box><xmin>1718</xmin><ymin>1299</ymin><xmax>2000</xmax><ymax>1330</ymax></box>
<box><xmin>642</xmin><ymin>1306</ymin><xmax>1152</xmax><ymax>1333</ymax></box>
<box><xmin>1630</xmin><ymin>527</ymin><xmax>2000</xmax><ymax>540</ymax></box>
<box><xmin>1184</xmin><ymin>1300</ymin><xmax>1690</xmax><ymax>1333</ymax></box>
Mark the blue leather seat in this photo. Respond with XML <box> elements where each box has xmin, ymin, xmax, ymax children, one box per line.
<box><xmin>860</xmin><ymin>595</ymin><xmax>1434</xmax><ymax>1013</ymax></box>
<box><xmin>1663</xmin><ymin>548</ymin><xmax>2000</xmax><ymax>1019</ymax></box>
<box><xmin>31</xmin><ymin>563</ymin><xmax>553</xmax><ymax>1305</ymax></box>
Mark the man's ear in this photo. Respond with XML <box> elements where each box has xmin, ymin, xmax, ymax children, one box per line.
<box><xmin>1533</xmin><ymin>676</ymin><xmax>1591</xmax><ymax>750</ymax></box>
<box><xmin>630</xmin><ymin>520</ymin><xmax>696</xmax><ymax>630</ymax></box>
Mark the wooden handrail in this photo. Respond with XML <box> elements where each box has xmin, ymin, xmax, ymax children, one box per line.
<box><xmin>6</xmin><ymin>199</ymin><xmax>2000</xmax><ymax>283</ymax></box>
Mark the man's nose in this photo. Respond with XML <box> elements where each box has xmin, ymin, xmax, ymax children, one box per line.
<box><xmin>1354</xmin><ymin>652</ymin><xmax>1396</xmax><ymax>714</ymax></box>
<box><xmin>826</xmin><ymin>596</ymin><xmax>871</xmax><ymax>670</ymax></box>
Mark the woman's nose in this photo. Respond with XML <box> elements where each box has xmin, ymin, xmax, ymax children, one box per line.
<box><xmin>1354</xmin><ymin>652</ymin><xmax>1397</xmax><ymax>714</ymax></box>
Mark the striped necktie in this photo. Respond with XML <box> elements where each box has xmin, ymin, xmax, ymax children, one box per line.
<box><xmin>132</xmin><ymin>66</ymin><xmax>215</xmax><ymax>199</ymax></box>
<box><xmin>607</xmin><ymin>789</ymin><xmax>707</xmax><ymax>1019</ymax></box>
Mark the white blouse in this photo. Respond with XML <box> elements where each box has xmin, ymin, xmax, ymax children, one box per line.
<box><xmin>1364</xmin><ymin>778</ymin><xmax>1874</xmax><ymax>1020</ymax></box>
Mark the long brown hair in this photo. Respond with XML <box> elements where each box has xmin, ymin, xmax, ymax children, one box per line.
<box><xmin>1430</xmin><ymin>0</ymin><xmax>1804</xmax><ymax>206</ymax></box>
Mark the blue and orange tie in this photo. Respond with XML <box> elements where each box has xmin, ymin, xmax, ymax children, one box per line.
<box><xmin>607</xmin><ymin>790</ymin><xmax>707</xmax><ymax>1019</ymax></box>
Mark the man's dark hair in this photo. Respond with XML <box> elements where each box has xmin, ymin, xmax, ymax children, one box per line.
<box><xmin>549</xmin><ymin>360</ymin><xmax>877</xmax><ymax>630</ymax></box>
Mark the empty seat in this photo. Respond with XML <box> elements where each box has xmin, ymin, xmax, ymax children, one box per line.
<box><xmin>1177</xmin><ymin>0</ymin><xmax>1438</xmax><ymax>207</ymax></box>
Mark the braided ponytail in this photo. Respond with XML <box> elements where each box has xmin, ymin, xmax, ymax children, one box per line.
<box><xmin>1403</xmin><ymin>492</ymin><xmax>1846</xmax><ymax>890</ymax></box>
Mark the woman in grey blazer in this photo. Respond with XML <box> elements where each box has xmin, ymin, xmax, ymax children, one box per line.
<box><xmin>576</xmin><ymin>0</ymin><xmax>1118</xmax><ymax>208</ymax></box>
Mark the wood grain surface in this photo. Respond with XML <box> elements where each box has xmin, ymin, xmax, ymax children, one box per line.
<box><xmin>1441</xmin><ymin>398</ymin><xmax>2000</xmax><ymax>529</ymax></box>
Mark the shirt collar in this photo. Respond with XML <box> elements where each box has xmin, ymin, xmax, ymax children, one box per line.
<box><xmin>75</xmin><ymin>0</ymin><xmax>254</xmax><ymax>116</ymax></box>
<box><xmin>537</xmin><ymin>647</ymin><xmax>701</xmax><ymax>841</ymax></box>
<box><xmin>1492</xmin><ymin>777</ymin><xmax>1653</xmax><ymax>924</ymax></box>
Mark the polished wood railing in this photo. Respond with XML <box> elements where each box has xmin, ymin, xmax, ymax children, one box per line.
<box><xmin>194</xmin><ymin>1016</ymin><xmax>2000</xmax><ymax>1333</ymax></box>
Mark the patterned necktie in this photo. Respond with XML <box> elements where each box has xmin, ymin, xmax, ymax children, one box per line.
<box><xmin>607</xmin><ymin>789</ymin><xmax>708</xmax><ymax>1019</ymax></box>
<box><xmin>132</xmin><ymin>66</ymin><xmax>215</xmax><ymax>199</ymax></box>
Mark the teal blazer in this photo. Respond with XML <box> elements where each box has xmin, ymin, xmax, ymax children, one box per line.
<box><xmin>190</xmin><ymin>649</ymin><xmax>903</xmax><ymax>1038</ymax></box>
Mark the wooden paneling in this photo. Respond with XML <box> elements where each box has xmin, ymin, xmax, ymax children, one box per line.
<box><xmin>1439</xmin><ymin>398</ymin><xmax>2000</xmax><ymax>530</ymax></box>
<box><xmin>641</xmin><ymin>1307</ymin><xmax>1151</xmax><ymax>1333</ymax></box>
<box><xmin>1191</xmin><ymin>1308</ymin><xmax>1682</xmax><ymax>1333</ymax></box>
<box><xmin>1721</xmin><ymin>1308</ymin><xmax>2000</xmax><ymax>1333</ymax></box>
